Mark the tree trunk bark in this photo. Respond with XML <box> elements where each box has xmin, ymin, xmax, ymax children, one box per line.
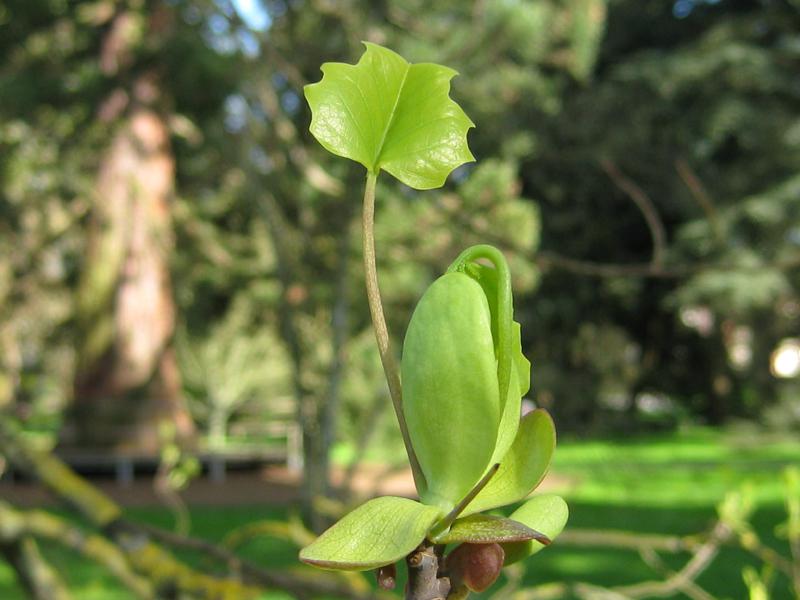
<box><xmin>61</xmin><ymin>7</ymin><xmax>194</xmax><ymax>451</ymax></box>
<box><xmin>64</xmin><ymin>79</ymin><xmax>194</xmax><ymax>451</ymax></box>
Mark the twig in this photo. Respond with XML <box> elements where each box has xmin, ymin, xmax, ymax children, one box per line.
<box><xmin>0</xmin><ymin>419</ymin><xmax>324</xmax><ymax>599</ymax></box>
<box><xmin>557</xmin><ymin>529</ymin><xmax>699</xmax><ymax>553</ymax></box>
<box><xmin>0</xmin><ymin>536</ymin><xmax>72</xmax><ymax>600</ymax></box>
<box><xmin>445</xmin><ymin>197</ymin><xmax>800</xmax><ymax>279</ymax></box>
<box><xmin>611</xmin><ymin>521</ymin><xmax>729</xmax><ymax>600</ymax></box>
<box><xmin>600</xmin><ymin>159</ymin><xmax>667</xmax><ymax>268</ymax></box>
<box><xmin>134</xmin><ymin>521</ymin><xmax>378</xmax><ymax>599</ymax></box>
<box><xmin>0</xmin><ymin>501</ymin><xmax>152</xmax><ymax>599</ymax></box>
<box><xmin>675</xmin><ymin>158</ymin><xmax>721</xmax><ymax>242</ymax></box>
<box><xmin>406</xmin><ymin>543</ymin><xmax>450</xmax><ymax>600</ymax></box>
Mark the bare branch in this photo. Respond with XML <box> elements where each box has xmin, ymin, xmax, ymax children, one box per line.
<box><xmin>675</xmin><ymin>158</ymin><xmax>721</xmax><ymax>242</ymax></box>
<box><xmin>612</xmin><ymin>521</ymin><xmax>730</xmax><ymax>600</ymax></box>
<box><xmin>0</xmin><ymin>535</ymin><xmax>72</xmax><ymax>600</ymax></box>
<box><xmin>0</xmin><ymin>501</ymin><xmax>151</xmax><ymax>599</ymax></box>
<box><xmin>0</xmin><ymin>419</ymin><xmax>372</xmax><ymax>600</ymax></box>
<box><xmin>557</xmin><ymin>529</ymin><xmax>700</xmax><ymax>553</ymax></box>
<box><xmin>135</xmin><ymin>521</ymin><xmax>379</xmax><ymax>600</ymax></box>
<box><xmin>600</xmin><ymin>159</ymin><xmax>667</xmax><ymax>268</ymax></box>
<box><xmin>444</xmin><ymin>196</ymin><xmax>800</xmax><ymax>280</ymax></box>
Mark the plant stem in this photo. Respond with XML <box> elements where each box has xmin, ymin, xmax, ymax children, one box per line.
<box><xmin>406</xmin><ymin>543</ymin><xmax>450</xmax><ymax>600</ymax></box>
<box><xmin>430</xmin><ymin>464</ymin><xmax>500</xmax><ymax>541</ymax></box>
<box><xmin>361</xmin><ymin>170</ymin><xmax>426</xmax><ymax>494</ymax></box>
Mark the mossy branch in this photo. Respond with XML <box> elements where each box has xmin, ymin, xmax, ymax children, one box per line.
<box><xmin>0</xmin><ymin>418</ymin><xmax>376</xmax><ymax>600</ymax></box>
<box><xmin>0</xmin><ymin>534</ymin><xmax>71</xmax><ymax>600</ymax></box>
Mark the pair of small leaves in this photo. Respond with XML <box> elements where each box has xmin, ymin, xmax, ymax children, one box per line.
<box><xmin>298</xmin><ymin>492</ymin><xmax>568</xmax><ymax>572</ymax></box>
<box><xmin>304</xmin><ymin>42</ymin><xmax>475</xmax><ymax>190</ymax></box>
<box><xmin>299</xmin><ymin>410</ymin><xmax>559</xmax><ymax>572</ymax></box>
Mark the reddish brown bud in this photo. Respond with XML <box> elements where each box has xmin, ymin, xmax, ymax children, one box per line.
<box><xmin>446</xmin><ymin>542</ymin><xmax>504</xmax><ymax>592</ymax></box>
<box><xmin>377</xmin><ymin>563</ymin><xmax>397</xmax><ymax>590</ymax></box>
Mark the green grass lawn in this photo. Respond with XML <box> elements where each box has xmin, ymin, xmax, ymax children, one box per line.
<box><xmin>1</xmin><ymin>426</ymin><xmax>797</xmax><ymax>599</ymax></box>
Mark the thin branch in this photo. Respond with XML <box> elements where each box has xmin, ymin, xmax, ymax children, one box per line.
<box><xmin>557</xmin><ymin>529</ymin><xmax>700</xmax><ymax>553</ymax></box>
<box><xmin>406</xmin><ymin>543</ymin><xmax>450</xmax><ymax>600</ymax></box>
<box><xmin>134</xmin><ymin>521</ymin><xmax>379</xmax><ymax>600</ymax></box>
<box><xmin>612</xmin><ymin>521</ymin><xmax>730</xmax><ymax>600</ymax></box>
<box><xmin>0</xmin><ymin>420</ymin><xmax>261</xmax><ymax>599</ymax></box>
<box><xmin>600</xmin><ymin>159</ymin><xmax>667</xmax><ymax>268</ymax></box>
<box><xmin>675</xmin><ymin>158</ymin><xmax>722</xmax><ymax>242</ymax></box>
<box><xmin>445</xmin><ymin>196</ymin><xmax>800</xmax><ymax>280</ymax></box>
<box><xmin>0</xmin><ymin>536</ymin><xmax>72</xmax><ymax>600</ymax></box>
<box><xmin>0</xmin><ymin>501</ymin><xmax>151</xmax><ymax>599</ymax></box>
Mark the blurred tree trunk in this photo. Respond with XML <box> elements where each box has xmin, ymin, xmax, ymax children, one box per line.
<box><xmin>61</xmin><ymin>6</ymin><xmax>194</xmax><ymax>451</ymax></box>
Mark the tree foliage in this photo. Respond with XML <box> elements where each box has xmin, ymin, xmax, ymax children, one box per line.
<box><xmin>1</xmin><ymin>0</ymin><xmax>798</xmax><ymax>497</ymax></box>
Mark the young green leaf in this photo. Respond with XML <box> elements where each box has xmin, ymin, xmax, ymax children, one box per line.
<box><xmin>304</xmin><ymin>42</ymin><xmax>475</xmax><ymax>189</ymax></box>
<box><xmin>501</xmin><ymin>494</ymin><xmax>569</xmax><ymax>564</ymax></box>
<box><xmin>402</xmin><ymin>272</ymin><xmax>501</xmax><ymax>510</ymax></box>
<box><xmin>299</xmin><ymin>497</ymin><xmax>443</xmax><ymax>571</ymax></box>
<box><xmin>463</xmin><ymin>409</ymin><xmax>556</xmax><ymax>515</ymax></box>
<box><xmin>432</xmin><ymin>514</ymin><xmax>547</xmax><ymax>545</ymax></box>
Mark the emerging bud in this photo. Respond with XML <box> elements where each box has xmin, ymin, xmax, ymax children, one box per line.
<box><xmin>376</xmin><ymin>563</ymin><xmax>397</xmax><ymax>590</ymax></box>
<box><xmin>446</xmin><ymin>542</ymin><xmax>505</xmax><ymax>592</ymax></box>
<box><xmin>401</xmin><ymin>245</ymin><xmax>530</xmax><ymax>510</ymax></box>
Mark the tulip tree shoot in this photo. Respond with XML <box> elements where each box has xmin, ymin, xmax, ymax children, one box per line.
<box><xmin>301</xmin><ymin>42</ymin><xmax>568</xmax><ymax>598</ymax></box>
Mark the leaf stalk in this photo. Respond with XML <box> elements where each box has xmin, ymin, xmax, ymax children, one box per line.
<box><xmin>362</xmin><ymin>170</ymin><xmax>427</xmax><ymax>495</ymax></box>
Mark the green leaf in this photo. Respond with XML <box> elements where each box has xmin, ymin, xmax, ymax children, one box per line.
<box><xmin>490</xmin><ymin>321</ymin><xmax>530</xmax><ymax>467</ymax></box>
<box><xmin>464</xmin><ymin>409</ymin><xmax>555</xmax><ymax>515</ymax></box>
<box><xmin>447</xmin><ymin>245</ymin><xmax>529</xmax><ymax>473</ymax></box>
<box><xmin>432</xmin><ymin>514</ymin><xmax>546</xmax><ymax>545</ymax></box>
<box><xmin>502</xmin><ymin>495</ymin><xmax>569</xmax><ymax>564</ymax></box>
<box><xmin>299</xmin><ymin>496</ymin><xmax>442</xmax><ymax>571</ymax></box>
<box><xmin>402</xmin><ymin>272</ymin><xmax>500</xmax><ymax>510</ymax></box>
<box><xmin>304</xmin><ymin>42</ymin><xmax>475</xmax><ymax>190</ymax></box>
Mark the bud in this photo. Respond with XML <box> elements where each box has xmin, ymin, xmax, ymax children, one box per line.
<box><xmin>401</xmin><ymin>245</ymin><xmax>530</xmax><ymax>510</ymax></box>
<box><xmin>446</xmin><ymin>543</ymin><xmax>505</xmax><ymax>592</ymax></box>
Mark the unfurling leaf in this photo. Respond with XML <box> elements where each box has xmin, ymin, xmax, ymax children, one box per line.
<box><xmin>402</xmin><ymin>271</ymin><xmax>500</xmax><ymax>510</ymax></box>
<box><xmin>446</xmin><ymin>542</ymin><xmax>505</xmax><ymax>592</ymax></box>
<box><xmin>448</xmin><ymin>245</ymin><xmax>530</xmax><ymax>470</ymax></box>
<box><xmin>433</xmin><ymin>514</ymin><xmax>548</xmax><ymax>545</ymax></box>
<box><xmin>304</xmin><ymin>42</ymin><xmax>475</xmax><ymax>189</ymax></box>
<box><xmin>299</xmin><ymin>497</ymin><xmax>442</xmax><ymax>571</ymax></box>
<box><xmin>502</xmin><ymin>494</ymin><xmax>569</xmax><ymax>564</ymax></box>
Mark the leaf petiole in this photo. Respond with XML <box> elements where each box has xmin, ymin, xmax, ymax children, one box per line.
<box><xmin>361</xmin><ymin>170</ymin><xmax>427</xmax><ymax>495</ymax></box>
<box><xmin>429</xmin><ymin>463</ymin><xmax>500</xmax><ymax>541</ymax></box>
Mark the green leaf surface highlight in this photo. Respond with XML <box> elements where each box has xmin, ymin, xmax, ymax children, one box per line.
<box><xmin>502</xmin><ymin>494</ymin><xmax>569</xmax><ymax>564</ymax></box>
<box><xmin>304</xmin><ymin>42</ymin><xmax>475</xmax><ymax>189</ymax></box>
<box><xmin>299</xmin><ymin>496</ymin><xmax>442</xmax><ymax>571</ymax></box>
<box><xmin>432</xmin><ymin>514</ymin><xmax>542</xmax><ymax>545</ymax></box>
<box><xmin>464</xmin><ymin>409</ymin><xmax>556</xmax><ymax>515</ymax></box>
